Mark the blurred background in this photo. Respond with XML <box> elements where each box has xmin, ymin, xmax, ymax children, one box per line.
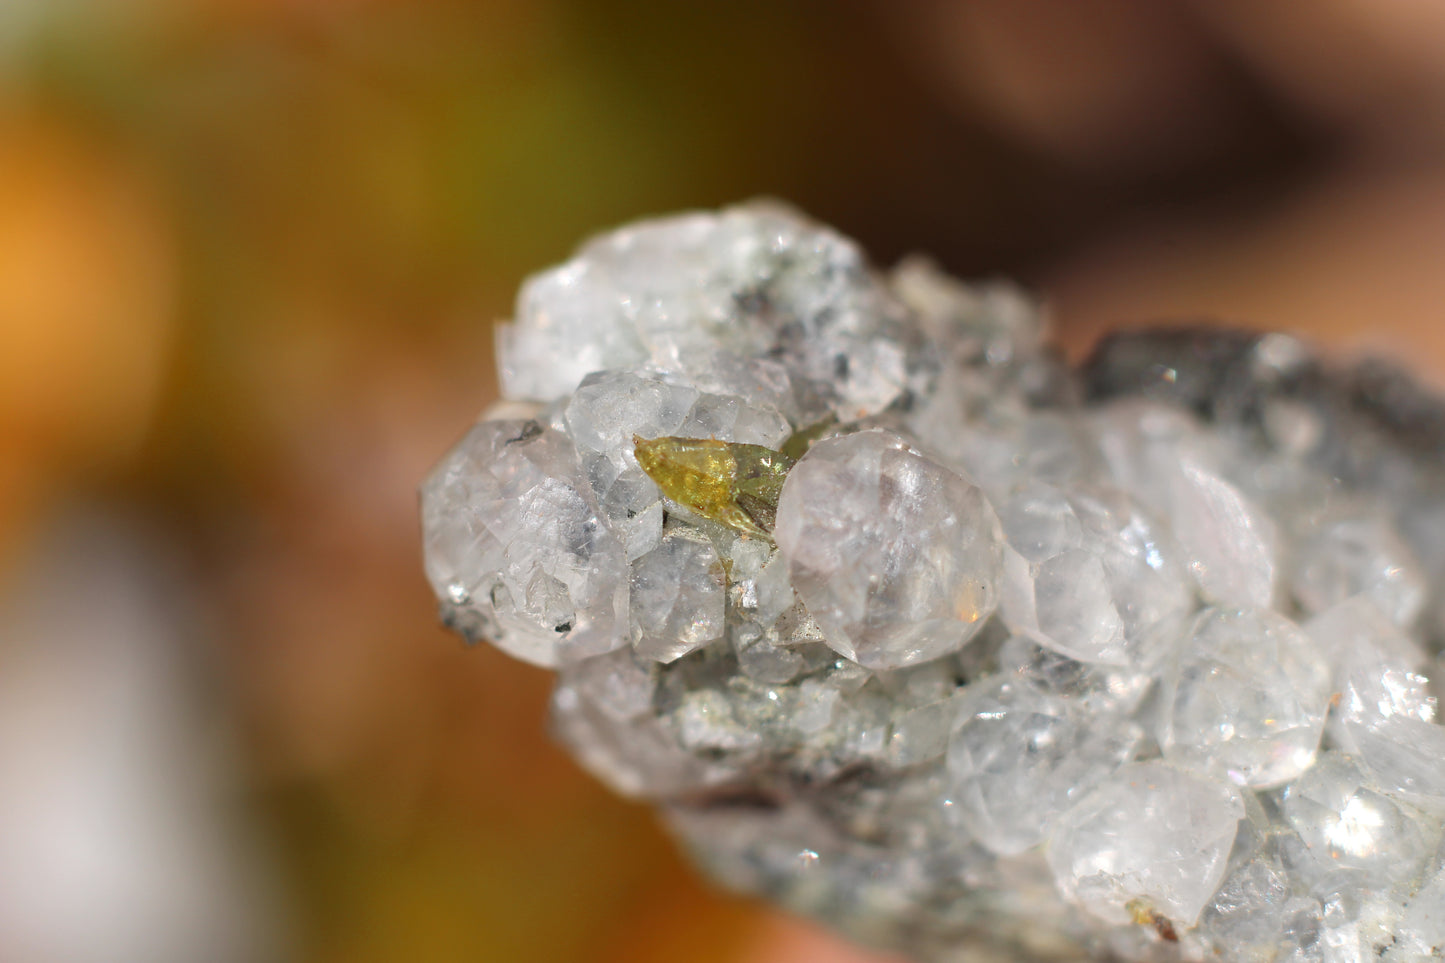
<box><xmin>4</xmin><ymin>2</ymin><xmax>1445</xmax><ymax>961</ymax></box>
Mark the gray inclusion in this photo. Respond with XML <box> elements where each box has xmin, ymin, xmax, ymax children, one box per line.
<box><xmin>423</xmin><ymin>202</ymin><xmax>1445</xmax><ymax>963</ymax></box>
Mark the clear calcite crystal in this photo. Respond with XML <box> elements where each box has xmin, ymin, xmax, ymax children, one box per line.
<box><xmin>421</xmin><ymin>202</ymin><xmax>1445</xmax><ymax>962</ymax></box>
<box><xmin>629</xmin><ymin>529</ymin><xmax>726</xmax><ymax>662</ymax></box>
<box><xmin>997</xmin><ymin>482</ymin><xmax>1193</xmax><ymax>667</ymax></box>
<box><xmin>1157</xmin><ymin>607</ymin><xmax>1332</xmax><ymax>788</ymax></box>
<box><xmin>421</xmin><ymin>419</ymin><xmax>629</xmax><ymax>667</ymax></box>
<box><xmin>1047</xmin><ymin>760</ymin><xmax>1245</xmax><ymax>927</ymax></box>
<box><xmin>947</xmin><ymin>673</ymin><xmax>1143</xmax><ymax>855</ymax></box>
<box><xmin>773</xmin><ymin>429</ymin><xmax>1003</xmax><ymax>670</ymax></box>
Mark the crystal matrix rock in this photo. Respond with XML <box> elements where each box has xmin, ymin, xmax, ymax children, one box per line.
<box><xmin>422</xmin><ymin>203</ymin><xmax>1445</xmax><ymax>963</ymax></box>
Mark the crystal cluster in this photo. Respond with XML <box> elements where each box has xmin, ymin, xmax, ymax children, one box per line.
<box><xmin>421</xmin><ymin>203</ymin><xmax>1445</xmax><ymax>962</ymax></box>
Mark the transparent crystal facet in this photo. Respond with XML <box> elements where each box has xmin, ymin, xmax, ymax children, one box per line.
<box><xmin>774</xmin><ymin>429</ymin><xmax>1004</xmax><ymax>669</ymax></box>
<box><xmin>1158</xmin><ymin>607</ymin><xmax>1331</xmax><ymax>788</ymax></box>
<box><xmin>421</xmin><ymin>419</ymin><xmax>628</xmax><ymax>667</ymax></box>
<box><xmin>997</xmin><ymin>483</ymin><xmax>1193</xmax><ymax>667</ymax></box>
<box><xmin>946</xmin><ymin>674</ymin><xmax>1142</xmax><ymax>855</ymax></box>
<box><xmin>1046</xmin><ymin>760</ymin><xmax>1245</xmax><ymax>928</ymax></box>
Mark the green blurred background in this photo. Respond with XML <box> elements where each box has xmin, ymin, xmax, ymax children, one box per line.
<box><xmin>4</xmin><ymin>3</ymin><xmax>1445</xmax><ymax>962</ymax></box>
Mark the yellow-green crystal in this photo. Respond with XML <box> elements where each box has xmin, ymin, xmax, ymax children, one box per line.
<box><xmin>633</xmin><ymin>435</ymin><xmax>796</xmax><ymax>538</ymax></box>
<box><xmin>779</xmin><ymin>414</ymin><xmax>838</xmax><ymax>461</ymax></box>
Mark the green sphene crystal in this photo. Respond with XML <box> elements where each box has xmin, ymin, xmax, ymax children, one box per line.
<box><xmin>632</xmin><ymin>435</ymin><xmax>795</xmax><ymax>539</ymax></box>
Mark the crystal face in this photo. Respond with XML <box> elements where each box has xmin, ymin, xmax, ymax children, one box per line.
<box><xmin>1046</xmin><ymin>760</ymin><xmax>1245</xmax><ymax>928</ymax></box>
<box><xmin>772</xmin><ymin>428</ymin><xmax>1003</xmax><ymax>670</ymax></box>
<box><xmin>633</xmin><ymin>434</ymin><xmax>794</xmax><ymax>538</ymax></box>
<box><xmin>422</xmin><ymin>202</ymin><xmax>1445</xmax><ymax>963</ymax></box>
<box><xmin>946</xmin><ymin>673</ymin><xmax>1143</xmax><ymax>856</ymax></box>
<box><xmin>1157</xmin><ymin>606</ymin><xmax>1332</xmax><ymax>788</ymax></box>
<box><xmin>997</xmin><ymin>482</ymin><xmax>1193</xmax><ymax>667</ymax></box>
<box><xmin>421</xmin><ymin>419</ymin><xmax>628</xmax><ymax>667</ymax></box>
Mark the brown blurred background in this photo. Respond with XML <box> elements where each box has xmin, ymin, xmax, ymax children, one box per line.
<box><xmin>3</xmin><ymin>3</ymin><xmax>1445</xmax><ymax>962</ymax></box>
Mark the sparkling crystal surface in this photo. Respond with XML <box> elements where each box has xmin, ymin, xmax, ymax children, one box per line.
<box><xmin>997</xmin><ymin>482</ymin><xmax>1192</xmax><ymax>666</ymax></box>
<box><xmin>1157</xmin><ymin>606</ymin><xmax>1332</xmax><ymax>788</ymax></box>
<box><xmin>422</xmin><ymin>203</ymin><xmax>1445</xmax><ymax>963</ymax></box>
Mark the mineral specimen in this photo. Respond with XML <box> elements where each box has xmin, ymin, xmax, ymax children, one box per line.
<box><xmin>421</xmin><ymin>202</ymin><xmax>1445</xmax><ymax>962</ymax></box>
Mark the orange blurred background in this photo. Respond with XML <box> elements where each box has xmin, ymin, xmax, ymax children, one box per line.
<box><xmin>3</xmin><ymin>3</ymin><xmax>1445</xmax><ymax>962</ymax></box>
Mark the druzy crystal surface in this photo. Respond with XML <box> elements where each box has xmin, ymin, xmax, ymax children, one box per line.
<box><xmin>421</xmin><ymin>203</ymin><xmax>1445</xmax><ymax>962</ymax></box>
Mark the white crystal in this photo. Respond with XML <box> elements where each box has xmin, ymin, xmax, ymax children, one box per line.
<box><xmin>995</xmin><ymin>634</ymin><xmax>1155</xmax><ymax>715</ymax></box>
<box><xmin>946</xmin><ymin>675</ymin><xmax>1141</xmax><ymax>855</ymax></box>
<box><xmin>674</xmin><ymin>689</ymin><xmax>762</xmax><ymax>752</ymax></box>
<box><xmin>499</xmin><ymin>211</ymin><xmax>770</xmax><ymax>401</ymax></box>
<box><xmin>915</xmin><ymin>398</ymin><xmax>1098</xmax><ymax>504</ymax></box>
<box><xmin>1341</xmin><ymin>716</ymin><xmax>1445</xmax><ymax>801</ymax></box>
<box><xmin>889</xmin><ymin>258</ymin><xmax>1044</xmax><ymax>367</ymax></box>
<box><xmin>751</xmin><ymin>553</ymin><xmax>794</xmax><ymax>628</ymax></box>
<box><xmin>1197</xmin><ymin>801</ymin><xmax>1296</xmax><ymax>963</ymax></box>
<box><xmin>886</xmin><ymin>696</ymin><xmax>960</xmax><ymax>768</ymax></box>
<box><xmin>1278</xmin><ymin>751</ymin><xmax>1433</xmax><ymax>887</ymax></box>
<box><xmin>566</xmin><ymin>370</ymin><xmax>694</xmax><ymax>556</ymax></box>
<box><xmin>1392</xmin><ymin>862</ymin><xmax>1445</xmax><ymax>960</ymax></box>
<box><xmin>661</xmin><ymin>351</ymin><xmax>827</xmax><ymax>429</ymax></box>
<box><xmin>1405</xmin><ymin>500</ymin><xmax>1445</xmax><ymax>648</ymax></box>
<box><xmin>564</xmin><ymin>369</ymin><xmax>794</xmax><ymax>563</ymax></box>
<box><xmin>1047</xmin><ymin>760</ymin><xmax>1244</xmax><ymax>927</ymax></box>
<box><xmin>1092</xmin><ymin>401</ymin><xmax>1205</xmax><ymax>496</ymax></box>
<box><xmin>774</xmin><ymin>428</ymin><xmax>1003</xmax><ymax>669</ymax></box>
<box><xmin>1157</xmin><ymin>606</ymin><xmax>1331</xmax><ymax>787</ymax></box>
<box><xmin>420</xmin><ymin>419</ymin><xmax>628</xmax><ymax>666</ymax></box>
<box><xmin>677</xmin><ymin>390</ymin><xmax>791</xmax><ymax>449</ymax></box>
<box><xmin>630</xmin><ymin>529</ymin><xmax>725</xmax><ymax>663</ymax></box>
<box><xmin>789</xmin><ymin>678</ymin><xmax>842</xmax><ymax>736</ymax></box>
<box><xmin>1171</xmin><ymin>460</ymin><xmax>1280</xmax><ymax>609</ymax></box>
<box><xmin>567</xmin><ymin>646</ymin><xmax>656</xmax><ymax>721</ymax></box>
<box><xmin>1292</xmin><ymin>513</ymin><xmax>1427</xmax><ymax>629</ymax></box>
<box><xmin>497</xmin><ymin>202</ymin><xmax>915</xmax><ymax>418</ymax></box>
<box><xmin>566</xmin><ymin>370</ymin><xmax>698</xmax><ymax>463</ymax></box>
<box><xmin>1307</xmin><ymin>597</ymin><xmax>1435</xmax><ymax>732</ymax></box>
<box><xmin>733</xmin><ymin>632</ymin><xmax>806</xmax><ymax>684</ymax></box>
<box><xmin>1279</xmin><ymin>885</ymin><xmax>1400</xmax><ymax>963</ymax></box>
<box><xmin>1305</xmin><ymin>599</ymin><xmax>1445</xmax><ymax>802</ymax></box>
<box><xmin>997</xmin><ymin>483</ymin><xmax>1193</xmax><ymax>666</ymax></box>
<box><xmin>1094</xmin><ymin>401</ymin><xmax>1279</xmax><ymax>609</ymax></box>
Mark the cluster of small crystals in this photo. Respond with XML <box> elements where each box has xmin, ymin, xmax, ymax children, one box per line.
<box><xmin>421</xmin><ymin>203</ymin><xmax>1445</xmax><ymax>963</ymax></box>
